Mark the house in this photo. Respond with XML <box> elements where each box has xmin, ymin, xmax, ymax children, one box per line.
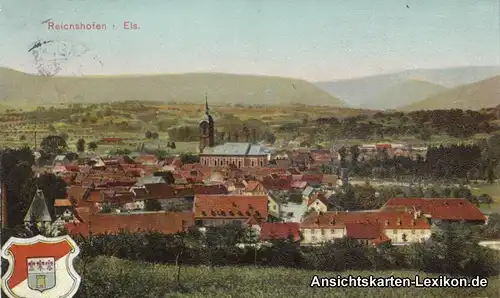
<box><xmin>193</xmin><ymin>195</ymin><xmax>269</xmax><ymax>227</ymax></box>
<box><xmin>307</xmin><ymin>193</ymin><xmax>329</xmax><ymax>213</ymax></box>
<box><xmin>52</xmin><ymin>208</ymin><xmax>83</xmax><ymax>232</ymax></box>
<box><xmin>382</xmin><ymin>198</ymin><xmax>487</xmax><ymax>225</ymax></box>
<box><xmin>345</xmin><ymin>222</ymin><xmax>391</xmax><ymax>246</ymax></box>
<box><xmin>242</xmin><ymin>180</ymin><xmax>267</xmax><ymax>196</ymax></box>
<box><xmin>291</xmin><ymin>181</ymin><xmax>308</xmax><ymax>190</ymax></box>
<box><xmin>300</xmin><ymin>211</ymin><xmax>432</xmax><ymax>246</ymax></box>
<box><xmin>259</xmin><ymin>222</ymin><xmax>301</xmax><ymax>242</ymax></box>
<box><xmin>54</xmin><ymin>198</ymin><xmax>73</xmax><ymax>215</ymax></box>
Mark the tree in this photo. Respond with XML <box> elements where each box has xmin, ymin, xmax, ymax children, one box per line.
<box><xmin>180</xmin><ymin>153</ymin><xmax>199</xmax><ymax>164</ymax></box>
<box><xmin>65</xmin><ymin>152</ymin><xmax>79</xmax><ymax>162</ymax></box>
<box><xmin>88</xmin><ymin>141</ymin><xmax>98</xmax><ymax>151</ymax></box>
<box><xmin>40</xmin><ymin>135</ymin><xmax>68</xmax><ymax>156</ymax></box>
<box><xmin>144</xmin><ymin>199</ymin><xmax>162</xmax><ymax>211</ymax></box>
<box><xmin>0</xmin><ymin>148</ymin><xmax>35</xmax><ymax>228</ymax></box>
<box><xmin>145</xmin><ymin>130</ymin><xmax>152</xmax><ymax>139</ymax></box>
<box><xmin>59</xmin><ymin>132</ymin><xmax>69</xmax><ymax>141</ymax></box>
<box><xmin>76</xmin><ymin>138</ymin><xmax>86</xmax><ymax>153</ymax></box>
<box><xmin>338</xmin><ymin>146</ymin><xmax>347</xmax><ymax>168</ymax></box>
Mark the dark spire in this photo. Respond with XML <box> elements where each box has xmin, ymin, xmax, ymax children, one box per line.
<box><xmin>205</xmin><ymin>93</ymin><xmax>209</xmax><ymax>114</ymax></box>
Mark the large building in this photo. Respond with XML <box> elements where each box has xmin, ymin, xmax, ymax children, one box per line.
<box><xmin>198</xmin><ymin>97</ymin><xmax>271</xmax><ymax>168</ymax></box>
<box><xmin>200</xmin><ymin>143</ymin><xmax>271</xmax><ymax>168</ymax></box>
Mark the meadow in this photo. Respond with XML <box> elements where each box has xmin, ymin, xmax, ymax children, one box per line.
<box><xmin>75</xmin><ymin>256</ymin><xmax>500</xmax><ymax>298</ymax></box>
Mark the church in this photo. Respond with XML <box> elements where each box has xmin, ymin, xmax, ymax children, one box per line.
<box><xmin>198</xmin><ymin>98</ymin><xmax>271</xmax><ymax>168</ymax></box>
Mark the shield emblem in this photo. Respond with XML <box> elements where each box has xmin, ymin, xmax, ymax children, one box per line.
<box><xmin>1</xmin><ymin>235</ymin><xmax>81</xmax><ymax>298</ymax></box>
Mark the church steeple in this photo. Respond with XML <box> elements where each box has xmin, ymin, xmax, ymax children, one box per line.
<box><xmin>199</xmin><ymin>94</ymin><xmax>215</xmax><ymax>153</ymax></box>
<box><xmin>205</xmin><ymin>93</ymin><xmax>209</xmax><ymax>114</ymax></box>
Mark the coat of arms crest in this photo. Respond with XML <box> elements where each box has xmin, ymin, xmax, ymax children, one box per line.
<box><xmin>1</xmin><ymin>235</ymin><xmax>81</xmax><ymax>298</ymax></box>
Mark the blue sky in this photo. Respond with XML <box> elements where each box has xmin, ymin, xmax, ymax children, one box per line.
<box><xmin>0</xmin><ymin>0</ymin><xmax>498</xmax><ymax>80</ymax></box>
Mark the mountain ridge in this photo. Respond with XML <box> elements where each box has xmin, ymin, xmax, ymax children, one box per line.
<box><xmin>0</xmin><ymin>67</ymin><xmax>345</xmax><ymax>107</ymax></box>
<box><xmin>401</xmin><ymin>75</ymin><xmax>500</xmax><ymax>111</ymax></box>
<box><xmin>315</xmin><ymin>66</ymin><xmax>500</xmax><ymax>109</ymax></box>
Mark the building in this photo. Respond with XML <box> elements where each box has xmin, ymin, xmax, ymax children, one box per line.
<box><xmin>300</xmin><ymin>210</ymin><xmax>432</xmax><ymax>246</ymax></box>
<box><xmin>382</xmin><ymin>198</ymin><xmax>487</xmax><ymax>225</ymax></box>
<box><xmin>193</xmin><ymin>195</ymin><xmax>269</xmax><ymax>227</ymax></box>
<box><xmin>199</xmin><ymin>143</ymin><xmax>271</xmax><ymax>168</ymax></box>
<box><xmin>199</xmin><ymin>96</ymin><xmax>215</xmax><ymax>153</ymax></box>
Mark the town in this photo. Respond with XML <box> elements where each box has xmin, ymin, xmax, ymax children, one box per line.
<box><xmin>2</xmin><ymin>101</ymin><xmax>493</xmax><ymax>248</ymax></box>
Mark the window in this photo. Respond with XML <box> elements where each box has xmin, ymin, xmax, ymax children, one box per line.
<box><xmin>393</xmin><ymin>229</ymin><xmax>397</xmax><ymax>234</ymax></box>
<box><xmin>272</xmin><ymin>205</ymin><xmax>276</xmax><ymax>210</ymax></box>
<box><xmin>321</xmin><ymin>229</ymin><xmax>325</xmax><ymax>235</ymax></box>
<box><xmin>260</xmin><ymin>160</ymin><xmax>263</xmax><ymax>167</ymax></box>
<box><xmin>411</xmin><ymin>230</ymin><xmax>415</xmax><ymax>234</ymax></box>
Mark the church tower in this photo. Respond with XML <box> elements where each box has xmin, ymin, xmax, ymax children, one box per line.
<box><xmin>199</xmin><ymin>94</ymin><xmax>215</xmax><ymax>153</ymax></box>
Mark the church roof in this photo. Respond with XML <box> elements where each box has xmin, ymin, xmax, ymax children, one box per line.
<box><xmin>24</xmin><ymin>189</ymin><xmax>52</xmax><ymax>222</ymax></box>
<box><xmin>201</xmin><ymin>143</ymin><xmax>271</xmax><ymax>156</ymax></box>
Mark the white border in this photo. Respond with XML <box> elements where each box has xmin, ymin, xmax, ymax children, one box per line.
<box><xmin>1</xmin><ymin>235</ymin><xmax>81</xmax><ymax>298</ymax></box>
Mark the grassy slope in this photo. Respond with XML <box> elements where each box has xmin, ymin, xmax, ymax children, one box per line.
<box><xmin>403</xmin><ymin>76</ymin><xmax>500</xmax><ymax>111</ymax></box>
<box><xmin>76</xmin><ymin>256</ymin><xmax>500</xmax><ymax>298</ymax></box>
<box><xmin>0</xmin><ymin>67</ymin><xmax>345</xmax><ymax>107</ymax></box>
<box><xmin>377</xmin><ymin>80</ymin><xmax>447</xmax><ymax>110</ymax></box>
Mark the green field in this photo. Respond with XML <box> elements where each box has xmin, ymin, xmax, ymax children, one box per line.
<box><xmin>76</xmin><ymin>257</ymin><xmax>500</xmax><ymax>298</ymax></box>
<box><xmin>472</xmin><ymin>182</ymin><xmax>500</xmax><ymax>213</ymax></box>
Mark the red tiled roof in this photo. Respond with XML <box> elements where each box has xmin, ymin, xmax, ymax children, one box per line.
<box><xmin>135</xmin><ymin>155</ymin><xmax>158</xmax><ymax>163</ymax></box>
<box><xmin>144</xmin><ymin>183</ymin><xmax>175</xmax><ymax>198</ymax></box>
<box><xmin>383</xmin><ymin>198</ymin><xmax>486</xmax><ymax>221</ymax></box>
<box><xmin>291</xmin><ymin>181</ymin><xmax>308</xmax><ymax>189</ymax></box>
<box><xmin>244</xmin><ymin>181</ymin><xmax>264</xmax><ymax>192</ymax></box>
<box><xmin>376</xmin><ymin>144</ymin><xmax>392</xmax><ymax>149</ymax></box>
<box><xmin>345</xmin><ymin>222</ymin><xmax>383</xmax><ymax>239</ymax></box>
<box><xmin>301</xmin><ymin>211</ymin><xmax>431</xmax><ymax>230</ymax></box>
<box><xmin>66</xmin><ymin>211</ymin><xmax>194</xmax><ymax>236</ymax></box>
<box><xmin>194</xmin><ymin>184</ymin><xmax>228</xmax><ymax>195</ymax></box>
<box><xmin>194</xmin><ymin>195</ymin><xmax>268</xmax><ymax>221</ymax></box>
<box><xmin>54</xmin><ymin>199</ymin><xmax>73</xmax><ymax>207</ymax></box>
<box><xmin>300</xmin><ymin>174</ymin><xmax>324</xmax><ymax>183</ymax></box>
<box><xmin>260</xmin><ymin>222</ymin><xmax>301</xmax><ymax>242</ymax></box>
<box><xmin>64</xmin><ymin>165</ymin><xmax>80</xmax><ymax>172</ymax></box>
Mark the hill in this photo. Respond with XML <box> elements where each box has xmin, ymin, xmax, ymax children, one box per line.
<box><xmin>315</xmin><ymin>66</ymin><xmax>500</xmax><ymax>109</ymax></box>
<box><xmin>375</xmin><ymin>80</ymin><xmax>447</xmax><ymax>110</ymax></box>
<box><xmin>403</xmin><ymin>75</ymin><xmax>500</xmax><ymax>111</ymax></box>
<box><xmin>0</xmin><ymin>67</ymin><xmax>344</xmax><ymax>107</ymax></box>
